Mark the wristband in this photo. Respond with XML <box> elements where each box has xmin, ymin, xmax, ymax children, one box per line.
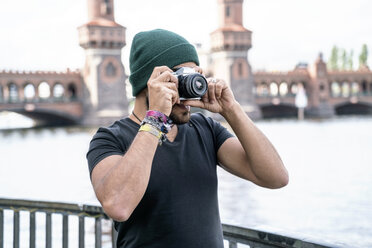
<box><xmin>139</xmin><ymin>123</ymin><xmax>166</xmax><ymax>146</ymax></box>
<box><xmin>142</xmin><ymin>110</ymin><xmax>172</xmax><ymax>134</ymax></box>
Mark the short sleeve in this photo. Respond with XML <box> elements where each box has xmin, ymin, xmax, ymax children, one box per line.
<box><xmin>209</xmin><ymin>117</ymin><xmax>234</xmax><ymax>151</ymax></box>
<box><xmin>86</xmin><ymin>127</ymin><xmax>125</xmax><ymax>177</ymax></box>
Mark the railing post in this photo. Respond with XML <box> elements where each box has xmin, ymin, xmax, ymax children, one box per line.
<box><xmin>95</xmin><ymin>217</ymin><xmax>102</xmax><ymax>248</ymax></box>
<box><xmin>62</xmin><ymin>214</ymin><xmax>68</xmax><ymax>248</ymax></box>
<box><xmin>0</xmin><ymin>209</ymin><xmax>3</xmax><ymax>248</ymax></box>
<box><xmin>229</xmin><ymin>241</ymin><xmax>237</xmax><ymax>248</ymax></box>
<box><xmin>111</xmin><ymin>222</ymin><xmax>117</xmax><ymax>248</ymax></box>
<box><xmin>13</xmin><ymin>211</ymin><xmax>20</xmax><ymax>248</ymax></box>
<box><xmin>78</xmin><ymin>216</ymin><xmax>85</xmax><ymax>248</ymax></box>
<box><xmin>45</xmin><ymin>212</ymin><xmax>52</xmax><ymax>248</ymax></box>
<box><xmin>30</xmin><ymin>212</ymin><xmax>36</xmax><ymax>248</ymax></box>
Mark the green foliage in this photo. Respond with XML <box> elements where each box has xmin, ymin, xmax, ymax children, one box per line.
<box><xmin>348</xmin><ymin>50</ymin><xmax>354</xmax><ymax>70</ymax></box>
<box><xmin>341</xmin><ymin>49</ymin><xmax>347</xmax><ymax>70</ymax></box>
<box><xmin>328</xmin><ymin>44</ymin><xmax>369</xmax><ymax>71</ymax></box>
<box><xmin>328</xmin><ymin>45</ymin><xmax>339</xmax><ymax>70</ymax></box>
<box><xmin>359</xmin><ymin>44</ymin><xmax>368</xmax><ymax>68</ymax></box>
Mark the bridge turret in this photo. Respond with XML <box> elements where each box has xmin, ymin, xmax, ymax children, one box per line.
<box><xmin>307</xmin><ymin>52</ymin><xmax>334</xmax><ymax>117</ymax></box>
<box><xmin>78</xmin><ymin>0</ymin><xmax>128</xmax><ymax>126</ymax></box>
<box><xmin>209</xmin><ymin>0</ymin><xmax>260</xmax><ymax>119</ymax></box>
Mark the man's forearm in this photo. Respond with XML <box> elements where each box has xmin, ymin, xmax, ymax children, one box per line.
<box><xmin>222</xmin><ymin>103</ymin><xmax>288</xmax><ymax>188</ymax></box>
<box><xmin>93</xmin><ymin>131</ymin><xmax>159</xmax><ymax>221</ymax></box>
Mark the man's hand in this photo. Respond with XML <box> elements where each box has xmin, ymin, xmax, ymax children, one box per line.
<box><xmin>183</xmin><ymin>78</ymin><xmax>238</xmax><ymax>116</ymax></box>
<box><xmin>147</xmin><ymin>66</ymin><xmax>179</xmax><ymax>116</ymax></box>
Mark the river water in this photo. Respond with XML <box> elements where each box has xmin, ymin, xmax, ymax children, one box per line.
<box><xmin>0</xmin><ymin>116</ymin><xmax>372</xmax><ymax>247</ymax></box>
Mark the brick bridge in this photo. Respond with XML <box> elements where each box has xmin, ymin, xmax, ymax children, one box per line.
<box><xmin>0</xmin><ymin>69</ymin><xmax>85</xmax><ymax>126</ymax></box>
<box><xmin>252</xmin><ymin>57</ymin><xmax>372</xmax><ymax>118</ymax></box>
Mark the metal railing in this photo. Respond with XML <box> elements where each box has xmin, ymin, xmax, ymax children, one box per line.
<box><xmin>0</xmin><ymin>198</ymin><xmax>332</xmax><ymax>248</ymax></box>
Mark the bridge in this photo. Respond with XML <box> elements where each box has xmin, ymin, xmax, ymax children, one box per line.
<box><xmin>0</xmin><ymin>69</ymin><xmax>85</xmax><ymax>126</ymax></box>
<box><xmin>253</xmin><ymin>62</ymin><xmax>372</xmax><ymax>118</ymax></box>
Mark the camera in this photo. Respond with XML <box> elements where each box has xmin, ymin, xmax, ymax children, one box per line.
<box><xmin>172</xmin><ymin>67</ymin><xmax>208</xmax><ymax>100</ymax></box>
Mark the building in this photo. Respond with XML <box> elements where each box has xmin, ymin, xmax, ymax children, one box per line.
<box><xmin>1</xmin><ymin>0</ymin><xmax>372</xmax><ymax>126</ymax></box>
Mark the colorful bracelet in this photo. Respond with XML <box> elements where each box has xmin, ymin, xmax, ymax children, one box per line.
<box><xmin>139</xmin><ymin>123</ymin><xmax>166</xmax><ymax>146</ymax></box>
<box><xmin>142</xmin><ymin>110</ymin><xmax>172</xmax><ymax>134</ymax></box>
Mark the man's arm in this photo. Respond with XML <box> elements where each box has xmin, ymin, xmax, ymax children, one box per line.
<box><xmin>91</xmin><ymin>132</ymin><xmax>158</xmax><ymax>222</ymax></box>
<box><xmin>91</xmin><ymin>66</ymin><xmax>179</xmax><ymax>221</ymax></box>
<box><xmin>218</xmin><ymin>103</ymin><xmax>288</xmax><ymax>188</ymax></box>
<box><xmin>184</xmin><ymin>79</ymin><xmax>288</xmax><ymax>189</ymax></box>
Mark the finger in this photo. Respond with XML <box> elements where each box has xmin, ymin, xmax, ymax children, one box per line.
<box><xmin>157</xmin><ymin>71</ymin><xmax>178</xmax><ymax>85</ymax></box>
<box><xmin>201</xmin><ymin>89</ymin><xmax>209</xmax><ymax>103</ymax></box>
<box><xmin>208</xmin><ymin>82</ymin><xmax>216</xmax><ymax>103</ymax></box>
<box><xmin>207</xmin><ymin>77</ymin><xmax>217</xmax><ymax>84</ymax></box>
<box><xmin>193</xmin><ymin>66</ymin><xmax>204</xmax><ymax>75</ymax></box>
<box><xmin>183</xmin><ymin>99</ymin><xmax>205</xmax><ymax>108</ymax></box>
<box><xmin>215</xmin><ymin>82</ymin><xmax>223</xmax><ymax>99</ymax></box>
<box><xmin>150</xmin><ymin>66</ymin><xmax>173</xmax><ymax>79</ymax></box>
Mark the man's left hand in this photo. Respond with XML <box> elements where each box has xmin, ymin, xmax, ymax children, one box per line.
<box><xmin>183</xmin><ymin>78</ymin><xmax>238</xmax><ymax>116</ymax></box>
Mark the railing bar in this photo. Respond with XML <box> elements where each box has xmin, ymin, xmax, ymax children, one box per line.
<box><xmin>46</xmin><ymin>212</ymin><xmax>52</xmax><ymax>248</ymax></box>
<box><xmin>30</xmin><ymin>212</ymin><xmax>36</xmax><ymax>248</ymax></box>
<box><xmin>62</xmin><ymin>215</ymin><xmax>68</xmax><ymax>248</ymax></box>
<box><xmin>111</xmin><ymin>222</ymin><xmax>117</xmax><ymax>248</ymax></box>
<box><xmin>13</xmin><ymin>211</ymin><xmax>19</xmax><ymax>248</ymax></box>
<box><xmin>0</xmin><ymin>209</ymin><xmax>3</xmax><ymax>248</ymax></box>
<box><xmin>95</xmin><ymin>217</ymin><xmax>102</xmax><ymax>248</ymax></box>
<box><xmin>78</xmin><ymin>216</ymin><xmax>85</xmax><ymax>248</ymax></box>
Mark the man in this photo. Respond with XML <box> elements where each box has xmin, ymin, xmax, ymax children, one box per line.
<box><xmin>87</xmin><ymin>29</ymin><xmax>288</xmax><ymax>247</ymax></box>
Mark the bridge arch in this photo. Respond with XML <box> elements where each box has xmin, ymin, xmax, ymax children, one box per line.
<box><xmin>1</xmin><ymin>108</ymin><xmax>81</xmax><ymax>126</ymax></box>
<box><xmin>351</xmin><ymin>82</ymin><xmax>359</xmax><ymax>96</ymax></box>
<box><xmin>279</xmin><ymin>82</ymin><xmax>289</xmax><ymax>96</ymax></box>
<box><xmin>260</xmin><ymin>103</ymin><xmax>297</xmax><ymax>118</ymax></box>
<box><xmin>289</xmin><ymin>82</ymin><xmax>299</xmax><ymax>95</ymax></box>
<box><xmin>52</xmin><ymin>82</ymin><xmax>65</xmax><ymax>100</ymax></box>
<box><xmin>67</xmin><ymin>82</ymin><xmax>77</xmax><ymax>100</ymax></box>
<box><xmin>269</xmin><ymin>82</ymin><xmax>279</xmax><ymax>96</ymax></box>
<box><xmin>256</xmin><ymin>82</ymin><xmax>269</xmax><ymax>97</ymax></box>
<box><xmin>335</xmin><ymin>102</ymin><xmax>372</xmax><ymax>115</ymax></box>
<box><xmin>8</xmin><ymin>82</ymin><xmax>19</xmax><ymax>103</ymax></box>
<box><xmin>331</xmin><ymin>81</ymin><xmax>341</xmax><ymax>97</ymax></box>
<box><xmin>341</xmin><ymin>81</ymin><xmax>350</xmax><ymax>97</ymax></box>
<box><xmin>38</xmin><ymin>81</ymin><xmax>51</xmax><ymax>100</ymax></box>
<box><xmin>24</xmin><ymin>83</ymin><xmax>36</xmax><ymax>101</ymax></box>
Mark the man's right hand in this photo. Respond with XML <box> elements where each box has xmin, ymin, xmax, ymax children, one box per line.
<box><xmin>147</xmin><ymin>66</ymin><xmax>179</xmax><ymax>116</ymax></box>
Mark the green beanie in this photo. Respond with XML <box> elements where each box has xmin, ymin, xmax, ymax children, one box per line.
<box><xmin>129</xmin><ymin>29</ymin><xmax>200</xmax><ymax>96</ymax></box>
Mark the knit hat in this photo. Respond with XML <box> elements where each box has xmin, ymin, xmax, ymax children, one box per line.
<box><xmin>129</xmin><ymin>29</ymin><xmax>200</xmax><ymax>96</ymax></box>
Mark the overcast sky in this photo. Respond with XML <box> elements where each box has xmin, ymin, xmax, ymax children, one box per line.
<box><xmin>0</xmin><ymin>0</ymin><xmax>371</xmax><ymax>73</ymax></box>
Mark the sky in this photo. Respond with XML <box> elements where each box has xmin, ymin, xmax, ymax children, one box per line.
<box><xmin>0</xmin><ymin>0</ymin><xmax>371</xmax><ymax>73</ymax></box>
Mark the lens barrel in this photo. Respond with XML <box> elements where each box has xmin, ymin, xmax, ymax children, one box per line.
<box><xmin>178</xmin><ymin>73</ymin><xmax>208</xmax><ymax>99</ymax></box>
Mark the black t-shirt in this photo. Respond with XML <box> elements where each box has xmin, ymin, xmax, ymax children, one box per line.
<box><xmin>87</xmin><ymin>113</ymin><xmax>234</xmax><ymax>248</ymax></box>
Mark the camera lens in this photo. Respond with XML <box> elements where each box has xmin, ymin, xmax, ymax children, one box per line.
<box><xmin>179</xmin><ymin>74</ymin><xmax>207</xmax><ymax>98</ymax></box>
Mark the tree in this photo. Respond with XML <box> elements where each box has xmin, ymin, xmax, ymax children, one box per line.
<box><xmin>359</xmin><ymin>44</ymin><xmax>368</xmax><ymax>68</ymax></box>
<box><xmin>328</xmin><ymin>45</ymin><xmax>339</xmax><ymax>70</ymax></box>
<box><xmin>348</xmin><ymin>50</ymin><xmax>354</xmax><ymax>70</ymax></box>
<box><xmin>341</xmin><ymin>49</ymin><xmax>347</xmax><ymax>70</ymax></box>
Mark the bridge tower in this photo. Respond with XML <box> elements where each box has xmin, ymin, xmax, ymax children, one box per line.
<box><xmin>210</xmin><ymin>0</ymin><xmax>260</xmax><ymax>118</ymax></box>
<box><xmin>78</xmin><ymin>0</ymin><xmax>128</xmax><ymax>126</ymax></box>
<box><xmin>307</xmin><ymin>53</ymin><xmax>335</xmax><ymax>117</ymax></box>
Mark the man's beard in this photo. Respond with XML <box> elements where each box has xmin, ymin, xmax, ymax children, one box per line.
<box><xmin>169</xmin><ymin>108</ymin><xmax>191</xmax><ymax>125</ymax></box>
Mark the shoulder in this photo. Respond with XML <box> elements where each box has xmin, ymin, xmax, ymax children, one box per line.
<box><xmin>190</xmin><ymin>112</ymin><xmax>214</xmax><ymax>126</ymax></box>
<box><xmin>93</xmin><ymin>118</ymin><xmax>137</xmax><ymax>140</ymax></box>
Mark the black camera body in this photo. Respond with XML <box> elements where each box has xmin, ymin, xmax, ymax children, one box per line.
<box><xmin>172</xmin><ymin>67</ymin><xmax>208</xmax><ymax>100</ymax></box>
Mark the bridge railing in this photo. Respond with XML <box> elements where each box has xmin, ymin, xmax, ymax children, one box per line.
<box><xmin>0</xmin><ymin>198</ymin><xmax>332</xmax><ymax>248</ymax></box>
